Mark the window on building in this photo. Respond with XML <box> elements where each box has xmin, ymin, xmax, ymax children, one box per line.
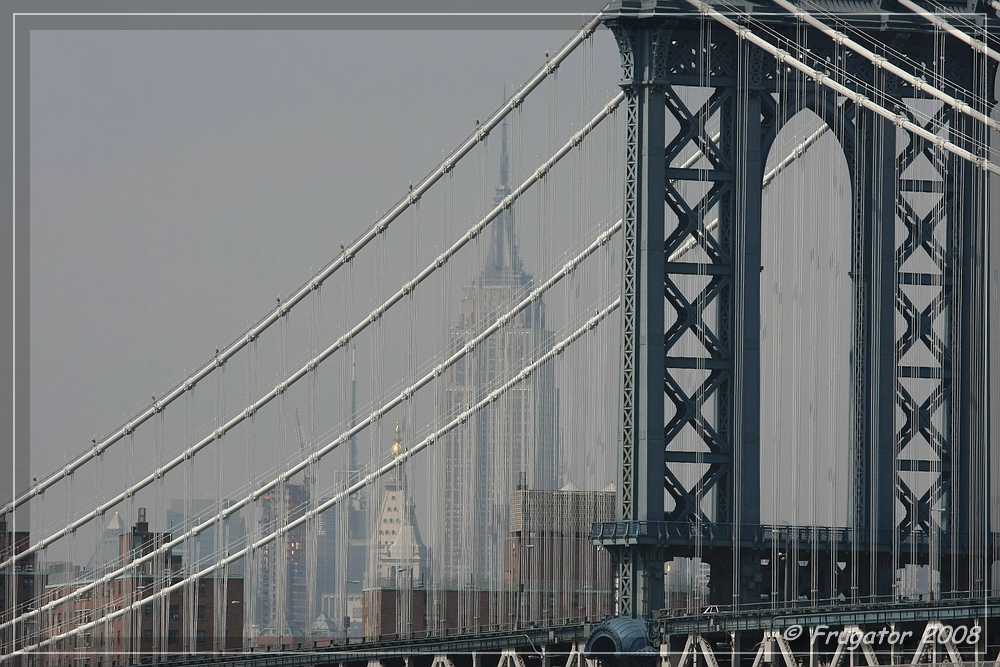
<box><xmin>198</xmin><ymin>580</ymin><xmax>206</xmax><ymax>595</ymax></box>
<box><xmin>196</xmin><ymin>630</ymin><xmax>206</xmax><ymax>645</ymax></box>
<box><xmin>197</xmin><ymin>605</ymin><xmax>206</xmax><ymax>621</ymax></box>
<box><xmin>143</xmin><ymin>629</ymin><xmax>153</xmax><ymax>641</ymax></box>
<box><xmin>169</xmin><ymin>604</ymin><xmax>180</xmax><ymax>620</ymax></box>
<box><xmin>23</xmin><ymin>576</ymin><xmax>33</xmax><ymax>590</ymax></box>
<box><xmin>167</xmin><ymin>629</ymin><xmax>179</xmax><ymax>645</ymax></box>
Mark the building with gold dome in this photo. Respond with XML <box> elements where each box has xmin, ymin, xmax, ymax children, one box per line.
<box><xmin>362</xmin><ymin>423</ymin><xmax>428</xmax><ymax>639</ymax></box>
<box><xmin>372</xmin><ymin>423</ymin><xmax>427</xmax><ymax>586</ymax></box>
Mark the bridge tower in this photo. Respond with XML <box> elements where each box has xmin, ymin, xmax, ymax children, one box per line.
<box><xmin>591</xmin><ymin>0</ymin><xmax>996</xmax><ymax>658</ymax></box>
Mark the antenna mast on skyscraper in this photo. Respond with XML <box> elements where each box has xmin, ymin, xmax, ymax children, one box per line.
<box><xmin>500</xmin><ymin>85</ymin><xmax>509</xmax><ymax>193</ymax></box>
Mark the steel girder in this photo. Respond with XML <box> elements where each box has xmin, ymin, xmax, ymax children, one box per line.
<box><xmin>607</xmin><ymin>15</ymin><xmax>670</xmax><ymax>620</ymax></box>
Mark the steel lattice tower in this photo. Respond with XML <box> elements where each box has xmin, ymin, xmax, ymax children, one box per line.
<box><xmin>592</xmin><ymin>0</ymin><xmax>997</xmax><ymax>639</ymax></box>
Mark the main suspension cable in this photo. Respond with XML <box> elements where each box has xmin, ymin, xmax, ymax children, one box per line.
<box><xmin>772</xmin><ymin>0</ymin><xmax>1000</xmax><ymax>132</ymax></box>
<box><xmin>896</xmin><ymin>0</ymin><xmax>1000</xmax><ymax>63</ymax></box>
<box><xmin>682</xmin><ymin>0</ymin><xmax>1000</xmax><ymax>176</ymax></box>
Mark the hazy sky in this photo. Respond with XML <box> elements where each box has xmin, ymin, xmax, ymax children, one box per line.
<box><xmin>25</xmin><ymin>14</ymin><xmax>1000</xmax><ymax>559</ymax></box>
<box><xmin>29</xmin><ymin>26</ymin><xmax>621</xmax><ymax>480</ymax></box>
<box><xmin>21</xmin><ymin>15</ymin><xmax>646</xmax><ymax>570</ymax></box>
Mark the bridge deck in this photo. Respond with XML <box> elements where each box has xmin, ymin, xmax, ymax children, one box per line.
<box><xmin>656</xmin><ymin>595</ymin><xmax>1000</xmax><ymax>634</ymax></box>
<box><xmin>592</xmin><ymin>521</ymin><xmax>1000</xmax><ymax>556</ymax></box>
<box><xmin>153</xmin><ymin>624</ymin><xmax>591</xmax><ymax>667</ymax></box>
<box><xmin>139</xmin><ymin>598</ymin><xmax>1000</xmax><ymax>667</ymax></box>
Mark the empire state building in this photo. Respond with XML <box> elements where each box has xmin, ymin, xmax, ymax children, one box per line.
<box><xmin>436</xmin><ymin>119</ymin><xmax>559</xmax><ymax>593</ymax></box>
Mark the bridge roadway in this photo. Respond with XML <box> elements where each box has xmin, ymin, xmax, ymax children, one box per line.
<box><xmin>159</xmin><ymin>623</ymin><xmax>592</xmax><ymax>667</ymax></box>
<box><xmin>655</xmin><ymin>595</ymin><xmax>1000</xmax><ymax>635</ymax></box>
<box><xmin>591</xmin><ymin>521</ymin><xmax>1000</xmax><ymax>556</ymax></box>
<box><xmin>147</xmin><ymin>597</ymin><xmax>1000</xmax><ymax>667</ymax></box>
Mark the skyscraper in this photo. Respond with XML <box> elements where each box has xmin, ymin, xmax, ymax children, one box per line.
<box><xmin>331</xmin><ymin>348</ymin><xmax>369</xmax><ymax>637</ymax></box>
<box><xmin>436</xmin><ymin>119</ymin><xmax>559</xmax><ymax>593</ymax></box>
<box><xmin>256</xmin><ymin>482</ymin><xmax>308</xmax><ymax>637</ymax></box>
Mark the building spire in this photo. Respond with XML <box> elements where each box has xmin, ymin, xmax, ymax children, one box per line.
<box><xmin>485</xmin><ymin>96</ymin><xmax>525</xmax><ymax>282</ymax></box>
<box><xmin>499</xmin><ymin>114</ymin><xmax>509</xmax><ymax>191</ymax></box>
<box><xmin>390</xmin><ymin>421</ymin><xmax>404</xmax><ymax>459</ymax></box>
<box><xmin>387</xmin><ymin>421</ymin><xmax>405</xmax><ymax>488</ymax></box>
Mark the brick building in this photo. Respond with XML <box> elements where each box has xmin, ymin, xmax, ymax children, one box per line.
<box><xmin>41</xmin><ymin>510</ymin><xmax>243</xmax><ymax>666</ymax></box>
<box><xmin>503</xmin><ymin>484</ymin><xmax>616</xmax><ymax>626</ymax></box>
<box><xmin>360</xmin><ymin>423</ymin><xmax>430</xmax><ymax>640</ymax></box>
<box><xmin>361</xmin><ymin>588</ymin><xmax>493</xmax><ymax>641</ymax></box>
<box><xmin>1</xmin><ymin>521</ymin><xmax>39</xmax><ymax>659</ymax></box>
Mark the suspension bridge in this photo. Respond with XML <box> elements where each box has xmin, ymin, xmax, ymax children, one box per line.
<box><xmin>7</xmin><ymin>0</ymin><xmax>1000</xmax><ymax>665</ymax></box>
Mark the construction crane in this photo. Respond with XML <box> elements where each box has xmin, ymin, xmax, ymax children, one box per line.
<box><xmin>294</xmin><ymin>407</ymin><xmax>312</xmax><ymax>499</ymax></box>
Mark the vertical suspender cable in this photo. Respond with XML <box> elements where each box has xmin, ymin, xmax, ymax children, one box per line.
<box><xmin>183</xmin><ymin>388</ymin><xmax>195</xmax><ymax>653</ymax></box>
<box><xmin>244</xmin><ymin>338</ymin><xmax>257</xmax><ymax>650</ymax></box>
<box><xmin>305</xmin><ymin>290</ymin><xmax>319</xmax><ymax>640</ymax></box>
<box><xmin>275</xmin><ymin>313</ymin><xmax>287</xmax><ymax>638</ymax></box>
<box><xmin>791</xmin><ymin>22</ymin><xmax>804</xmax><ymax>599</ymax></box>
<box><xmin>772</xmin><ymin>50</ymin><xmax>786</xmax><ymax>609</ymax></box>
<box><xmin>831</xmin><ymin>59</ymin><xmax>845</xmax><ymax>601</ymax></box>
<box><xmin>733</xmin><ymin>20</ymin><xmax>747</xmax><ymax>609</ymax></box>
<box><xmin>155</xmin><ymin>409</ymin><xmax>166</xmax><ymax>657</ymax></box>
<box><xmin>215</xmin><ymin>364</ymin><xmax>227</xmax><ymax>649</ymax></box>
